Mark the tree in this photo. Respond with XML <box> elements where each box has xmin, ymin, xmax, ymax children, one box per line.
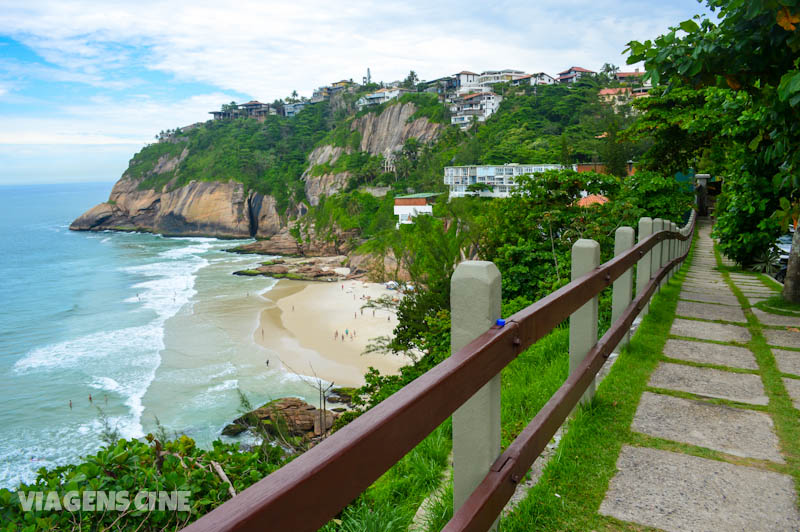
<box><xmin>402</xmin><ymin>70</ymin><xmax>419</xmax><ymax>89</ymax></box>
<box><xmin>626</xmin><ymin>0</ymin><xmax>800</xmax><ymax>301</ymax></box>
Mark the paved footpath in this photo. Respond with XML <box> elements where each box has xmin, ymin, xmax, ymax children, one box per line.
<box><xmin>599</xmin><ymin>219</ymin><xmax>800</xmax><ymax>531</ymax></box>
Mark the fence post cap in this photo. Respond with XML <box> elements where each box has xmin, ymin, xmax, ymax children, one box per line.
<box><xmin>451</xmin><ymin>261</ymin><xmax>501</xmax><ymax>283</ymax></box>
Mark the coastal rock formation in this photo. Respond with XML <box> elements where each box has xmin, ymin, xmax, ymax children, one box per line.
<box><xmin>222</xmin><ymin>397</ymin><xmax>337</xmax><ymax>438</ymax></box>
<box><xmin>302</xmin><ymin>102</ymin><xmax>443</xmax><ymax>206</ymax></box>
<box><xmin>233</xmin><ymin>256</ymin><xmax>353</xmax><ymax>282</ymax></box>
<box><xmin>71</xmin><ymin>176</ymin><xmax>282</xmax><ymax>238</ymax></box>
<box><xmin>353</xmin><ymin>102</ymin><xmax>442</xmax><ymax>156</ymax></box>
<box><xmin>73</xmin><ymin>98</ymin><xmax>440</xmax><ymax>239</ymax></box>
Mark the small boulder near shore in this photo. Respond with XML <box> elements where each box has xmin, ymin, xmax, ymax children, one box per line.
<box><xmin>222</xmin><ymin>397</ymin><xmax>337</xmax><ymax>439</ymax></box>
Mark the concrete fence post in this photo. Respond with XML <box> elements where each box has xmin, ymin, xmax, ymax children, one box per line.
<box><xmin>612</xmin><ymin>227</ymin><xmax>635</xmax><ymax>350</ymax></box>
<box><xmin>668</xmin><ymin>222</ymin><xmax>675</xmax><ymax>279</ymax></box>
<box><xmin>451</xmin><ymin>261</ymin><xmax>502</xmax><ymax>531</ymax></box>
<box><xmin>636</xmin><ymin>217</ymin><xmax>653</xmax><ymax>315</ymax></box>
<box><xmin>570</xmin><ymin>239</ymin><xmax>600</xmax><ymax>406</ymax></box>
<box><xmin>658</xmin><ymin>220</ymin><xmax>670</xmax><ymax>282</ymax></box>
<box><xmin>652</xmin><ymin>218</ymin><xmax>664</xmax><ymax>290</ymax></box>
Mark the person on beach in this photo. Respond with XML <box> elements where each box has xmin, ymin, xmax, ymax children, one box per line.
<box><xmin>265</xmin><ymin>359</ymin><xmax>269</xmax><ymax>366</ymax></box>
<box><xmin>345</xmin><ymin>328</ymin><xmax>349</xmax><ymax>336</ymax></box>
<box><xmin>335</xmin><ymin>330</ymin><xmax>338</xmax><ymax>340</ymax></box>
<box><xmin>354</xmin><ymin>312</ymin><xmax>357</xmax><ymax>319</ymax></box>
<box><xmin>88</xmin><ymin>394</ymin><xmax>92</xmax><ymax>403</ymax></box>
<box><xmin>373</xmin><ymin>310</ymin><xmax>375</xmax><ymax>317</ymax></box>
<box><xmin>69</xmin><ymin>400</ymin><xmax>72</xmax><ymax>410</ymax></box>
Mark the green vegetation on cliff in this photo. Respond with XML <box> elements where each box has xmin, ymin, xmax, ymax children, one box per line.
<box><xmin>132</xmin><ymin>102</ymin><xmax>333</xmax><ymax>210</ymax></box>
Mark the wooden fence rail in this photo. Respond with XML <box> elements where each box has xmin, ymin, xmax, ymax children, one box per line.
<box><xmin>182</xmin><ymin>211</ymin><xmax>696</xmax><ymax>532</ymax></box>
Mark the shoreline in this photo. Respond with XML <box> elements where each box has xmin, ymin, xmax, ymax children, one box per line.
<box><xmin>255</xmin><ymin>279</ymin><xmax>411</xmax><ymax>387</ymax></box>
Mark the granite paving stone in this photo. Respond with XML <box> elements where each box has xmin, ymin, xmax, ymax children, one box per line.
<box><xmin>663</xmin><ymin>339</ymin><xmax>757</xmax><ymax>369</ymax></box>
<box><xmin>670</xmin><ymin>318</ymin><xmax>751</xmax><ymax>343</ymax></box>
<box><xmin>675</xmin><ymin>301</ymin><xmax>745</xmax><ymax>322</ymax></box>
<box><xmin>747</xmin><ymin>295</ymin><xmax>770</xmax><ymax>305</ymax></box>
<box><xmin>599</xmin><ymin>446</ymin><xmax>800</xmax><ymax>532</ymax></box>
<box><xmin>678</xmin><ymin>291</ymin><xmax>740</xmax><ymax>305</ymax></box>
<box><xmin>752</xmin><ymin>309</ymin><xmax>800</xmax><ymax>327</ymax></box>
<box><xmin>649</xmin><ymin>362</ymin><xmax>768</xmax><ymax>405</ymax></box>
<box><xmin>784</xmin><ymin>377</ymin><xmax>800</xmax><ymax>410</ymax></box>
<box><xmin>632</xmin><ymin>392</ymin><xmax>783</xmax><ymax>462</ymax></box>
<box><xmin>740</xmin><ymin>288</ymin><xmax>778</xmax><ymax>296</ymax></box>
<box><xmin>764</xmin><ymin>328</ymin><xmax>800</xmax><ymax>349</ymax></box>
<box><xmin>774</xmin><ymin>349</ymin><xmax>800</xmax><ymax>376</ymax></box>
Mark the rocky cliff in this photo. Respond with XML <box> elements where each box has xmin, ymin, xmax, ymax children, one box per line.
<box><xmin>72</xmin><ymin>99</ymin><xmax>443</xmax><ymax>240</ymax></box>
<box><xmin>70</xmin><ymin>152</ymin><xmax>284</xmax><ymax>238</ymax></box>
<box><xmin>302</xmin><ymin>102</ymin><xmax>444</xmax><ymax>205</ymax></box>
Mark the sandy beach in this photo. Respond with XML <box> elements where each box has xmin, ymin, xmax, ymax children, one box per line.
<box><xmin>255</xmin><ymin>279</ymin><xmax>412</xmax><ymax>387</ymax></box>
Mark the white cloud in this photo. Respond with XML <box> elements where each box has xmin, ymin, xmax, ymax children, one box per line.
<box><xmin>0</xmin><ymin>91</ymin><xmax>237</xmax><ymax>145</ymax></box>
<box><xmin>0</xmin><ymin>0</ymin><xmax>711</xmax><ymax>100</ymax></box>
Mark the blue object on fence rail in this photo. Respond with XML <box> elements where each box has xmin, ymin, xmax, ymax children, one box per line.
<box><xmin>496</xmin><ymin>319</ymin><xmax>506</xmax><ymax>327</ymax></box>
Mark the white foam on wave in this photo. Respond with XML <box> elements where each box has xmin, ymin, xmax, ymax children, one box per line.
<box><xmin>13</xmin><ymin>237</ymin><xmax>216</xmax><ymax>447</ymax></box>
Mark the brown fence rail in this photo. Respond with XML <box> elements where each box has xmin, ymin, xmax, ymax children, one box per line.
<box><xmin>183</xmin><ymin>215</ymin><xmax>696</xmax><ymax>532</ymax></box>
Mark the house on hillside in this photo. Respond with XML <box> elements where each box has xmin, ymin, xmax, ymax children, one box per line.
<box><xmin>599</xmin><ymin>87</ymin><xmax>633</xmax><ymax>108</ymax></box>
<box><xmin>284</xmin><ymin>101</ymin><xmax>309</xmax><ymax>117</ymax></box>
<box><xmin>394</xmin><ymin>193</ymin><xmax>439</xmax><ymax>227</ymax></box>
<box><xmin>444</xmin><ymin>163</ymin><xmax>569</xmax><ymax>198</ymax></box>
<box><xmin>558</xmin><ymin>66</ymin><xmax>596</xmax><ymax>84</ymax></box>
<box><xmin>456</xmin><ymin>69</ymin><xmax>529</xmax><ymax>95</ymax></box>
<box><xmin>356</xmin><ymin>87</ymin><xmax>412</xmax><ymax>111</ymax></box>
<box><xmin>511</xmin><ymin>72</ymin><xmax>556</xmax><ymax>87</ymax></box>
<box><xmin>312</xmin><ymin>86</ymin><xmax>331</xmax><ymax>102</ymax></box>
<box><xmin>209</xmin><ymin>100</ymin><xmax>276</xmax><ymax>121</ymax></box>
<box><xmin>449</xmin><ymin>92</ymin><xmax>502</xmax><ymax>129</ymax></box>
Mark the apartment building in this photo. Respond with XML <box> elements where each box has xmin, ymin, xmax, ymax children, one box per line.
<box><xmin>444</xmin><ymin>163</ymin><xmax>568</xmax><ymax>198</ymax></box>
<box><xmin>449</xmin><ymin>92</ymin><xmax>502</xmax><ymax>129</ymax></box>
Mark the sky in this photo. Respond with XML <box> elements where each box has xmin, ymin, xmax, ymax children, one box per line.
<box><xmin>0</xmin><ymin>0</ymin><xmax>715</xmax><ymax>185</ymax></box>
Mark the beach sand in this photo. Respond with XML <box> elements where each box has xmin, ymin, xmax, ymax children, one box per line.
<box><xmin>255</xmin><ymin>279</ymin><xmax>411</xmax><ymax>387</ymax></box>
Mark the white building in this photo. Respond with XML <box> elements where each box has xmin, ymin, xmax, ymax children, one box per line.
<box><xmin>450</xmin><ymin>92</ymin><xmax>502</xmax><ymax>129</ymax></box>
<box><xmin>512</xmin><ymin>72</ymin><xmax>556</xmax><ymax>86</ymax></box>
<box><xmin>456</xmin><ymin>69</ymin><xmax>529</xmax><ymax>94</ymax></box>
<box><xmin>393</xmin><ymin>193</ymin><xmax>439</xmax><ymax>227</ymax></box>
<box><xmin>444</xmin><ymin>163</ymin><xmax>569</xmax><ymax>198</ymax></box>
<box><xmin>356</xmin><ymin>87</ymin><xmax>412</xmax><ymax>111</ymax></box>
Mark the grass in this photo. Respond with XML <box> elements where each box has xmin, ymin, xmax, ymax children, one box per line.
<box><xmin>318</xmin><ymin>421</ymin><xmax>453</xmax><ymax>531</ymax></box>
<box><xmin>496</xmin><ymin>235</ymin><xmax>697</xmax><ymax>531</ymax></box>
<box><xmin>715</xmin><ymin>246</ymin><xmax>800</xmax><ymax>500</ymax></box>
<box><xmin>755</xmin><ymin>294</ymin><xmax>800</xmax><ymax>315</ymax></box>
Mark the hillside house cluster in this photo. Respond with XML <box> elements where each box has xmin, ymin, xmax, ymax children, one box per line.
<box><xmin>209</xmin><ymin>64</ymin><xmax>651</xmax><ymax>127</ymax></box>
<box><xmin>444</xmin><ymin>163</ymin><xmax>570</xmax><ymax>198</ymax></box>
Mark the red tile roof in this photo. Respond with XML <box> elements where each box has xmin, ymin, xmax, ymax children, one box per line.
<box><xmin>598</xmin><ymin>88</ymin><xmax>631</xmax><ymax>95</ymax></box>
<box><xmin>577</xmin><ymin>194</ymin><xmax>609</xmax><ymax>207</ymax></box>
<box><xmin>616</xmin><ymin>71</ymin><xmax>644</xmax><ymax>78</ymax></box>
<box><xmin>463</xmin><ymin>92</ymin><xmax>496</xmax><ymax>100</ymax></box>
<box><xmin>558</xmin><ymin>66</ymin><xmax>595</xmax><ymax>74</ymax></box>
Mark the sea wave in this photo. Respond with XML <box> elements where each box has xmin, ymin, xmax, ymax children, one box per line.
<box><xmin>14</xmin><ymin>237</ymin><xmax>215</xmax><ymax>446</ymax></box>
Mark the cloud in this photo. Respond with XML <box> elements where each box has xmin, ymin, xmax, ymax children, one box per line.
<box><xmin>0</xmin><ymin>0</ymin><xmax>711</xmax><ymax>101</ymax></box>
<box><xmin>0</xmin><ymin>92</ymin><xmax>237</xmax><ymax>145</ymax></box>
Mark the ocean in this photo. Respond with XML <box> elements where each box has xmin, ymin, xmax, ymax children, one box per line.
<box><xmin>0</xmin><ymin>182</ymin><xmax>317</xmax><ymax>489</ymax></box>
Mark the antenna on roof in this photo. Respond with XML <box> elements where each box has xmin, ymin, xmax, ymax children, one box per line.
<box><xmin>363</xmin><ymin>68</ymin><xmax>372</xmax><ymax>85</ymax></box>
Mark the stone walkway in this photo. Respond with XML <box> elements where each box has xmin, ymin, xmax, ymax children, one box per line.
<box><xmin>599</xmin><ymin>219</ymin><xmax>800</xmax><ymax>531</ymax></box>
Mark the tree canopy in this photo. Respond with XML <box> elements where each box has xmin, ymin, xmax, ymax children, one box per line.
<box><xmin>626</xmin><ymin>0</ymin><xmax>800</xmax><ymax>297</ymax></box>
